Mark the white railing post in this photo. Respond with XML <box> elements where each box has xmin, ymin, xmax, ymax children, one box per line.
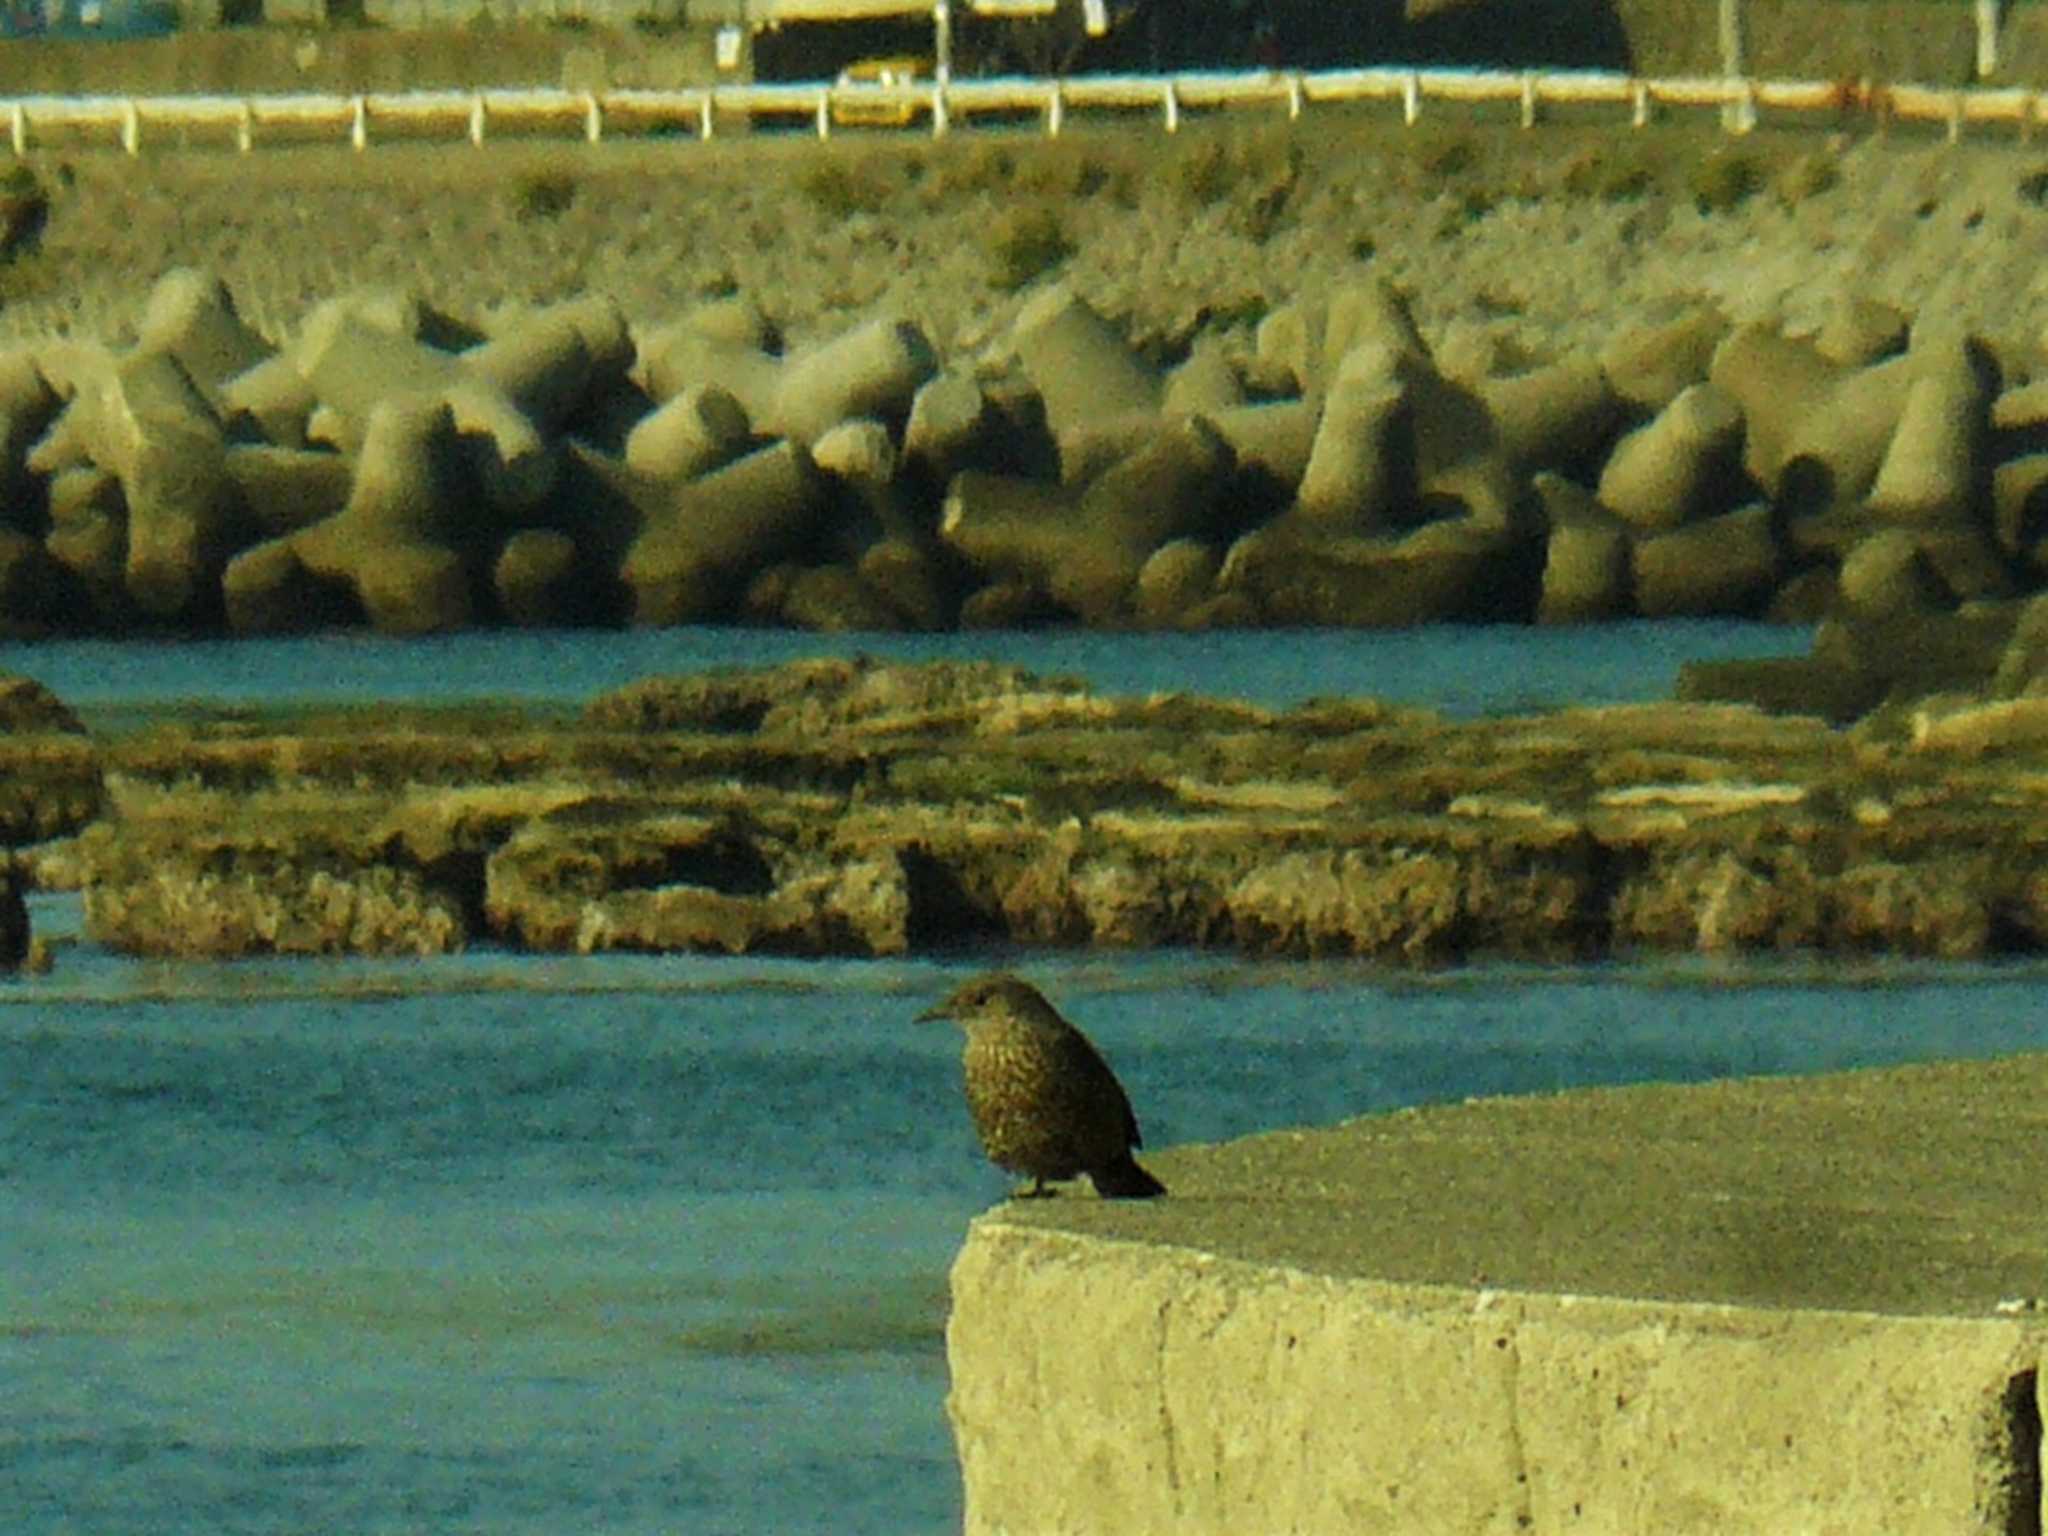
<box><xmin>1948</xmin><ymin>89</ymin><xmax>1965</xmax><ymax>143</ymax></box>
<box><xmin>1046</xmin><ymin>82</ymin><xmax>1063</xmax><ymax>136</ymax></box>
<box><xmin>700</xmin><ymin>91</ymin><xmax>715</xmax><ymax>140</ymax></box>
<box><xmin>1719</xmin><ymin>0</ymin><xmax>1752</xmax><ymax>133</ymax></box>
<box><xmin>350</xmin><ymin>94</ymin><xmax>367</xmax><ymax>151</ymax></box>
<box><xmin>1401</xmin><ymin>70</ymin><xmax>1419</xmax><ymax>125</ymax></box>
<box><xmin>1519</xmin><ymin>70</ymin><xmax>1536</xmax><ymax>128</ymax></box>
<box><xmin>1724</xmin><ymin>78</ymin><xmax>1756</xmax><ymax>135</ymax></box>
<box><xmin>468</xmin><ymin>93</ymin><xmax>485</xmax><ymax>146</ymax></box>
<box><xmin>931</xmin><ymin>84</ymin><xmax>948</xmax><ymax>137</ymax></box>
<box><xmin>120</xmin><ymin>98</ymin><xmax>139</xmax><ymax>155</ymax></box>
<box><xmin>583</xmin><ymin>90</ymin><xmax>600</xmax><ymax>143</ymax></box>
<box><xmin>1162</xmin><ymin>79</ymin><xmax>1178</xmax><ymax>132</ymax></box>
<box><xmin>1630</xmin><ymin>78</ymin><xmax>1648</xmax><ymax>128</ymax></box>
<box><xmin>237</xmin><ymin>99</ymin><xmax>252</xmax><ymax>152</ymax></box>
<box><xmin>1977</xmin><ymin>0</ymin><xmax>2000</xmax><ymax>78</ymax></box>
<box><xmin>816</xmin><ymin>90</ymin><xmax>830</xmax><ymax>137</ymax></box>
<box><xmin>8</xmin><ymin>102</ymin><xmax>22</xmax><ymax>157</ymax></box>
<box><xmin>1284</xmin><ymin>73</ymin><xmax>1301</xmax><ymax>120</ymax></box>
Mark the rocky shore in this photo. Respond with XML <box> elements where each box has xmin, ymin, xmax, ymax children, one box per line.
<box><xmin>9</xmin><ymin>656</ymin><xmax>2048</xmax><ymax>966</ymax></box>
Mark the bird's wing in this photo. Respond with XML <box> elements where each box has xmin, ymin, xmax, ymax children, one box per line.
<box><xmin>1062</xmin><ymin>1028</ymin><xmax>1144</xmax><ymax>1150</ymax></box>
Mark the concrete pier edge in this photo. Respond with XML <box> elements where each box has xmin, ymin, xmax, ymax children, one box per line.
<box><xmin>945</xmin><ymin>1053</ymin><xmax>2048</xmax><ymax>1534</ymax></box>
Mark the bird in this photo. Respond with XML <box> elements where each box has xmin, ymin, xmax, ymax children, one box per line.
<box><xmin>919</xmin><ymin>971</ymin><xmax>1166</xmax><ymax>1200</ymax></box>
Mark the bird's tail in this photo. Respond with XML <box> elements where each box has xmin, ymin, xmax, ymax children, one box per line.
<box><xmin>1091</xmin><ymin>1152</ymin><xmax>1166</xmax><ymax>1199</ymax></box>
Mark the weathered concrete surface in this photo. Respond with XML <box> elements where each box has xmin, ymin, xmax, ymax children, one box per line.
<box><xmin>949</xmin><ymin>1054</ymin><xmax>2048</xmax><ymax>1534</ymax></box>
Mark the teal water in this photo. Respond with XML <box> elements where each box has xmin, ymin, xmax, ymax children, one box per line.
<box><xmin>0</xmin><ymin>617</ymin><xmax>1803</xmax><ymax>722</ymax></box>
<box><xmin>4</xmin><ymin>623</ymin><xmax>2033</xmax><ymax>1536</ymax></box>
<box><xmin>11</xmin><ymin>923</ymin><xmax>2048</xmax><ymax>1534</ymax></box>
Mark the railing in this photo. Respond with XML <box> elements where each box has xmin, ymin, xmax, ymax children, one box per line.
<box><xmin>0</xmin><ymin>67</ymin><xmax>2037</xmax><ymax>155</ymax></box>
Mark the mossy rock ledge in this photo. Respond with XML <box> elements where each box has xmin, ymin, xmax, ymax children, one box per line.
<box><xmin>29</xmin><ymin>656</ymin><xmax>2048</xmax><ymax>963</ymax></box>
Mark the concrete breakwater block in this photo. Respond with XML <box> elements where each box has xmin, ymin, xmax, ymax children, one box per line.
<box><xmin>1867</xmin><ymin>342</ymin><xmax>1992</xmax><ymax>526</ymax></box>
<box><xmin>1597</xmin><ymin>299</ymin><xmax>1729</xmax><ymax>413</ymax></box>
<box><xmin>42</xmin><ymin>466</ymin><xmax>128</xmax><ymax>625</ymax></box>
<box><xmin>1631</xmin><ymin>503</ymin><xmax>1780</xmax><ymax>618</ymax></box>
<box><xmin>1319</xmin><ymin>279</ymin><xmax>1430</xmax><ymax>385</ymax></box>
<box><xmin>1993</xmin><ymin>453</ymin><xmax>2048</xmax><ymax>570</ymax></box>
<box><xmin>294</xmin><ymin>307</ymin><xmax>461</xmax><ymax>422</ymax></box>
<box><xmin>222</xmin><ymin>537</ymin><xmax>352</xmax><ymax>635</ymax></box>
<box><xmin>1533</xmin><ymin>472</ymin><xmax>1632</xmax><ymax>624</ymax></box>
<box><xmin>0</xmin><ymin>527</ymin><xmax>72</xmax><ymax>635</ymax></box>
<box><xmin>751</xmin><ymin>561</ymin><xmax>906</xmax><ymax>633</ymax></box>
<box><xmin>1220</xmin><ymin>517</ymin><xmax>1535</xmax><ymax>628</ymax></box>
<box><xmin>634</xmin><ymin>309</ymin><xmax>783</xmax><ymax>427</ymax></box>
<box><xmin>95</xmin><ymin>350</ymin><xmax>235</xmax><ymax>622</ymax></box>
<box><xmin>494</xmin><ymin>528</ymin><xmax>584</xmax><ymax>628</ymax></box>
<box><xmin>1207</xmin><ymin>399</ymin><xmax>1317</xmax><ymax>499</ymax></box>
<box><xmin>940</xmin><ymin>469</ymin><xmax>1084</xmax><ymax>591</ymax></box>
<box><xmin>1836</xmin><ymin>527</ymin><xmax>1951</xmax><ymax>620</ymax></box>
<box><xmin>1813</xmin><ymin>291</ymin><xmax>1910</xmax><ymax>367</ymax></box>
<box><xmin>1131</xmin><ymin>538</ymin><xmax>1223</xmax><ymax>627</ymax></box>
<box><xmin>297</xmin><ymin>311</ymin><xmax>559</xmax><ymax>514</ymax></box>
<box><xmin>24</xmin><ymin>344</ymin><xmax>115</xmax><ymax>480</ymax></box>
<box><xmin>1162</xmin><ymin>337</ymin><xmax>1245</xmax><ymax>419</ymax></box>
<box><xmin>0</xmin><ymin>348</ymin><xmax>56</xmax><ymax>522</ymax></box>
<box><xmin>1708</xmin><ymin>324</ymin><xmax>1840</xmax><ymax>496</ymax></box>
<box><xmin>136</xmin><ymin>267</ymin><xmax>272</xmax><ymax>404</ymax></box>
<box><xmin>623</xmin><ymin>383</ymin><xmax>750</xmax><ymax>483</ymax></box>
<box><xmin>1293</xmin><ymin>346</ymin><xmax>1409</xmax><ymax>533</ymax></box>
<box><xmin>1479</xmin><ymin>354</ymin><xmax>1621</xmax><ymax>476</ymax></box>
<box><xmin>813</xmin><ymin>417</ymin><xmax>924</xmax><ymax>548</ymax></box>
<box><xmin>940</xmin><ymin>419</ymin><xmax>1232</xmax><ymax>625</ymax></box>
<box><xmin>223</xmin><ymin>445</ymin><xmax>353</xmax><ymax>540</ymax></box>
<box><xmin>857</xmin><ymin>538</ymin><xmax>953</xmax><ymax>630</ymax></box>
<box><xmin>902</xmin><ymin>371</ymin><xmax>989</xmax><ymax>485</ymax></box>
<box><xmin>220</xmin><ymin>353</ymin><xmax>316</xmax><ymax>448</ymax></box>
<box><xmin>1013</xmin><ymin>284</ymin><xmax>1160</xmax><ymax>452</ymax></box>
<box><xmin>1774</xmin><ymin>354</ymin><xmax>1914</xmax><ymax>513</ymax></box>
<box><xmin>770</xmin><ymin>316</ymin><xmax>937</xmax><ymax>445</ymax></box>
<box><xmin>1596</xmin><ymin>382</ymin><xmax>1743</xmax><ymax>531</ymax></box>
<box><xmin>1078</xmin><ymin>416</ymin><xmax>1232</xmax><ymax>556</ymax></box>
<box><xmin>288</xmin><ymin>395</ymin><xmax>473</xmax><ymax>635</ymax></box>
<box><xmin>622</xmin><ymin>440</ymin><xmax>826</xmax><ymax>625</ymax></box>
<box><xmin>464</xmin><ymin>295</ymin><xmax>633</xmax><ymax>434</ymax></box>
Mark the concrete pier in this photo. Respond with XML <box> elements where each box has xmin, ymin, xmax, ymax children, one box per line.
<box><xmin>946</xmin><ymin>1053</ymin><xmax>2048</xmax><ymax>1534</ymax></box>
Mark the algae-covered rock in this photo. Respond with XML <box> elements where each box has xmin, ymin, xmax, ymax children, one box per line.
<box><xmin>0</xmin><ymin>672</ymin><xmax>102</xmax><ymax>845</ymax></box>
<box><xmin>0</xmin><ymin>859</ymin><xmax>24</xmax><ymax>969</ymax></box>
<box><xmin>1221</xmin><ymin>819</ymin><xmax>1599</xmax><ymax>964</ymax></box>
<box><xmin>79</xmin><ymin>817</ymin><xmax>470</xmax><ymax>958</ymax></box>
<box><xmin>583</xmin><ymin>657</ymin><xmax>1088</xmax><ymax>738</ymax></box>
<box><xmin>0</xmin><ymin>673</ymin><xmax>84</xmax><ymax>735</ymax></box>
<box><xmin>482</xmin><ymin>807</ymin><xmax>915</xmax><ymax>957</ymax></box>
<box><xmin>48</xmin><ymin>657</ymin><xmax>2048</xmax><ymax>967</ymax></box>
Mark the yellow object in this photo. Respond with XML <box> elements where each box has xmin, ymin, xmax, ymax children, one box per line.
<box><xmin>832</xmin><ymin>56</ymin><xmax>929</xmax><ymax>127</ymax></box>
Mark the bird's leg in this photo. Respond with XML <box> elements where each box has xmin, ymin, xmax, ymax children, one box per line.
<box><xmin>1015</xmin><ymin>1176</ymin><xmax>1054</xmax><ymax>1199</ymax></box>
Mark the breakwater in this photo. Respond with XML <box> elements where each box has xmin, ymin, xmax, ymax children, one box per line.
<box><xmin>5</xmin><ymin>264</ymin><xmax>2048</xmax><ymax>730</ymax></box>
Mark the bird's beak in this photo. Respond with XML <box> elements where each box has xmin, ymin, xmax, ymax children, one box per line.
<box><xmin>916</xmin><ymin>1002</ymin><xmax>951</xmax><ymax>1023</ymax></box>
